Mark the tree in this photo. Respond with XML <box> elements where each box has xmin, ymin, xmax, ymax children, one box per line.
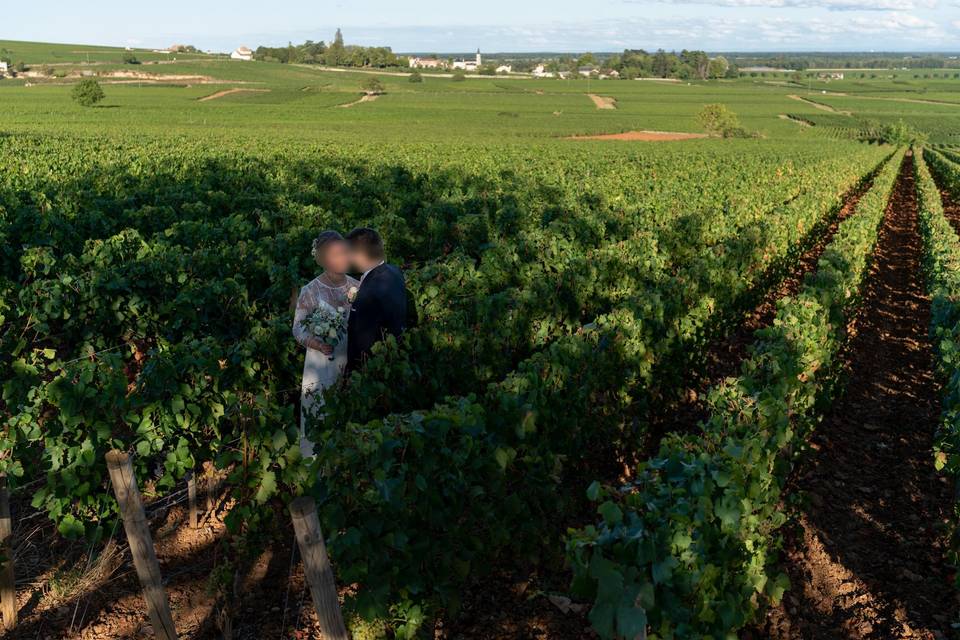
<box><xmin>680</xmin><ymin>50</ymin><xmax>710</xmax><ymax>80</ymax></box>
<box><xmin>877</xmin><ymin>119</ymin><xmax>926</xmax><ymax>146</ymax></box>
<box><xmin>326</xmin><ymin>28</ymin><xmax>346</xmax><ymax>66</ymax></box>
<box><xmin>708</xmin><ymin>56</ymin><xmax>730</xmax><ymax>79</ymax></box>
<box><xmin>451</xmin><ymin>70</ymin><xmax>466</xmax><ymax>82</ymax></box>
<box><xmin>409</xmin><ymin>70</ymin><xmax>423</xmax><ymax>83</ymax></box>
<box><xmin>652</xmin><ymin>50</ymin><xmax>672</xmax><ymax>78</ymax></box>
<box><xmin>72</xmin><ymin>79</ymin><xmax>105</xmax><ymax>107</ymax></box>
<box><xmin>697</xmin><ymin>103</ymin><xmax>740</xmax><ymax>137</ymax></box>
<box><xmin>360</xmin><ymin>76</ymin><xmax>385</xmax><ymax>94</ymax></box>
<box><xmin>122</xmin><ymin>52</ymin><xmax>140</xmax><ymax>65</ymax></box>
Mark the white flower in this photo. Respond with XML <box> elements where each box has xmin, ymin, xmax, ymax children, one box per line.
<box><xmin>347</xmin><ymin>286</ymin><xmax>359</xmax><ymax>303</ymax></box>
<box><xmin>327</xmin><ymin>328</ymin><xmax>338</xmax><ymax>339</ymax></box>
<box><xmin>337</xmin><ymin>306</ymin><xmax>345</xmax><ymax>313</ymax></box>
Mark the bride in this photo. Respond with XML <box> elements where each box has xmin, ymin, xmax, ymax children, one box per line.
<box><xmin>292</xmin><ymin>231</ymin><xmax>359</xmax><ymax>458</ymax></box>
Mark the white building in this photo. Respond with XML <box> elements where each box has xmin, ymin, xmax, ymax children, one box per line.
<box><xmin>453</xmin><ymin>49</ymin><xmax>481</xmax><ymax>71</ymax></box>
<box><xmin>496</xmin><ymin>64</ymin><xmax>512</xmax><ymax>74</ymax></box>
<box><xmin>532</xmin><ymin>64</ymin><xmax>555</xmax><ymax>78</ymax></box>
<box><xmin>0</xmin><ymin>61</ymin><xmax>7</xmax><ymax>76</ymax></box>
<box><xmin>409</xmin><ymin>57</ymin><xmax>447</xmax><ymax>69</ymax></box>
<box><xmin>231</xmin><ymin>46</ymin><xmax>254</xmax><ymax>61</ymax></box>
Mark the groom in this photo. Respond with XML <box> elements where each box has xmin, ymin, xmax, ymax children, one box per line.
<box><xmin>345</xmin><ymin>227</ymin><xmax>408</xmax><ymax>372</ymax></box>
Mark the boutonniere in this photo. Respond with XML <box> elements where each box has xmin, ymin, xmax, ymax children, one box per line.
<box><xmin>347</xmin><ymin>286</ymin><xmax>359</xmax><ymax>303</ymax></box>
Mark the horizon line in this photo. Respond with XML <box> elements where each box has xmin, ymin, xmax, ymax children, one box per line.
<box><xmin>3</xmin><ymin>37</ymin><xmax>960</xmax><ymax>57</ymax></box>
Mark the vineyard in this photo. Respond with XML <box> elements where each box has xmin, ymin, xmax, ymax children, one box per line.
<box><xmin>2</xmin><ymin>44</ymin><xmax>960</xmax><ymax>640</ymax></box>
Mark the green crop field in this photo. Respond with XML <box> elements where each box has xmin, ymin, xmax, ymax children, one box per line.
<box><xmin>2</xmin><ymin>39</ymin><xmax>960</xmax><ymax>639</ymax></box>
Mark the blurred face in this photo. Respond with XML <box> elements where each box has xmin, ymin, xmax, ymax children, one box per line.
<box><xmin>350</xmin><ymin>246</ymin><xmax>378</xmax><ymax>272</ymax></box>
<box><xmin>320</xmin><ymin>240</ymin><xmax>350</xmax><ymax>274</ymax></box>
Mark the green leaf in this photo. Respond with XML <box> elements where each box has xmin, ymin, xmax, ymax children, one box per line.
<box><xmin>768</xmin><ymin>572</ymin><xmax>790</xmax><ymax>604</ymax></box>
<box><xmin>58</xmin><ymin>514</ymin><xmax>85</xmax><ymax>538</ymax></box>
<box><xmin>714</xmin><ymin>494</ymin><xmax>741</xmax><ymax>529</ymax></box>
<box><xmin>712</xmin><ymin>468</ymin><xmax>731</xmax><ymax>488</ymax></box>
<box><xmin>254</xmin><ymin>470</ymin><xmax>277</xmax><ymax>504</ymax></box>
<box><xmin>935</xmin><ymin>450</ymin><xmax>948</xmax><ymax>471</ymax></box>
<box><xmin>271</xmin><ymin>428</ymin><xmax>288</xmax><ymax>451</ymax></box>
<box><xmin>617</xmin><ymin>604</ymin><xmax>648</xmax><ymax>640</ymax></box>
<box><xmin>586</xmin><ymin>480</ymin><xmax>601</xmax><ymax>501</ymax></box>
<box><xmin>598</xmin><ymin>501</ymin><xmax>622</xmax><ymax>526</ymax></box>
<box><xmin>652</xmin><ymin>556</ymin><xmax>678</xmax><ymax>584</ymax></box>
<box><xmin>493</xmin><ymin>447</ymin><xmax>512</xmax><ymax>470</ymax></box>
<box><xmin>672</xmin><ymin>529</ymin><xmax>692</xmax><ymax>551</ymax></box>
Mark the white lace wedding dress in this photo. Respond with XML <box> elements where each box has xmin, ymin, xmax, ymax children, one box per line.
<box><xmin>292</xmin><ymin>275</ymin><xmax>359</xmax><ymax>458</ymax></box>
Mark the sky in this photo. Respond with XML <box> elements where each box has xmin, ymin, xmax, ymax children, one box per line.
<box><xmin>4</xmin><ymin>0</ymin><xmax>960</xmax><ymax>53</ymax></box>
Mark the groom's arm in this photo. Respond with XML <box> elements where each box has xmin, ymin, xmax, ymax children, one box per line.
<box><xmin>381</xmin><ymin>274</ymin><xmax>407</xmax><ymax>338</ymax></box>
<box><xmin>352</xmin><ymin>291</ymin><xmax>382</xmax><ymax>360</ymax></box>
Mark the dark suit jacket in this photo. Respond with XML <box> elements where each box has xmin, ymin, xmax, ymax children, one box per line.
<box><xmin>347</xmin><ymin>263</ymin><xmax>407</xmax><ymax>372</ymax></box>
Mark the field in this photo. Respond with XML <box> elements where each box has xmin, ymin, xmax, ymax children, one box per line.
<box><xmin>2</xmin><ymin>40</ymin><xmax>960</xmax><ymax>639</ymax></box>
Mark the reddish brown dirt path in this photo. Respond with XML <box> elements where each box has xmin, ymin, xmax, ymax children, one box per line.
<box><xmin>567</xmin><ymin>130</ymin><xmax>707</xmax><ymax>141</ymax></box>
<box><xmin>755</xmin><ymin>154</ymin><xmax>957</xmax><ymax>639</ymax></box>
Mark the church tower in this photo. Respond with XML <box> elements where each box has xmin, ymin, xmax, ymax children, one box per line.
<box><xmin>476</xmin><ymin>49</ymin><xmax>481</xmax><ymax>66</ymax></box>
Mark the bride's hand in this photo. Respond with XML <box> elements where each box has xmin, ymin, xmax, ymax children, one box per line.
<box><xmin>317</xmin><ymin>343</ymin><xmax>334</xmax><ymax>356</ymax></box>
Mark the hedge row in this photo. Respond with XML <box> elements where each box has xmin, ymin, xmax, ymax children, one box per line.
<box><xmin>917</xmin><ymin>148</ymin><xmax>960</xmax><ymax>582</ymax></box>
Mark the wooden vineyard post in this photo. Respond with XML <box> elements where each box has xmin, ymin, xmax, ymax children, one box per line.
<box><xmin>186</xmin><ymin>472</ymin><xmax>198</xmax><ymax>529</ymax></box>
<box><xmin>0</xmin><ymin>475</ymin><xmax>15</xmax><ymax>631</ymax></box>
<box><xmin>105</xmin><ymin>451</ymin><xmax>178</xmax><ymax>640</ymax></box>
<box><xmin>289</xmin><ymin>497</ymin><xmax>348</xmax><ymax>640</ymax></box>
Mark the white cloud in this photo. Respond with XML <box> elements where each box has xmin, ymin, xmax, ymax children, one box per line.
<box><xmin>359</xmin><ymin>13</ymin><xmax>951</xmax><ymax>51</ymax></box>
<box><xmin>114</xmin><ymin>9</ymin><xmax>960</xmax><ymax>52</ymax></box>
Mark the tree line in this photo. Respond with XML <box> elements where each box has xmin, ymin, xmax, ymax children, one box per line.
<box><xmin>725</xmin><ymin>52</ymin><xmax>960</xmax><ymax>71</ymax></box>
<box><xmin>507</xmin><ymin>50</ymin><xmax>734</xmax><ymax>80</ymax></box>
<box><xmin>254</xmin><ymin>29</ymin><xmax>402</xmax><ymax>68</ymax></box>
<box><xmin>607</xmin><ymin>49</ymin><xmax>734</xmax><ymax>79</ymax></box>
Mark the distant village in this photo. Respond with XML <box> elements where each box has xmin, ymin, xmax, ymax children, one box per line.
<box><xmin>407</xmin><ymin>50</ymin><xmax>622</xmax><ymax>79</ymax></box>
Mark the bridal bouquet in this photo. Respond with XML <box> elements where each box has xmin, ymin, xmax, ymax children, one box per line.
<box><xmin>301</xmin><ymin>305</ymin><xmax>347</xmax><ymax>361</ymax></box>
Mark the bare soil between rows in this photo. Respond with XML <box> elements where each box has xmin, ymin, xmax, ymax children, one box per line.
<box><xmin>198</xmin><ymin>88</ymin><xmax>271</xmax><ymax>102</ymax></box>
<box><xmin>566</xmin><ymin>130</ymin><xmax>708</xmax><ymax>141</ymax></box>
<box><xmin>338</xmin><ymin>93</ymin><xmax>381</xmax><ymax>108</ymax></box>
<box><xmin>6</xmin><ymin>498</ymin><xmax>330</xmax><ymax>639</ymax></box>
<box><xmin>587</xmin><ymin>94</ymin><xmax>617</xmax><ymax>110</ymax></box>
<box><xmin>754</xmin><ymin>153</ymin><xmax>958</xmax><ymax>639</ymax></box>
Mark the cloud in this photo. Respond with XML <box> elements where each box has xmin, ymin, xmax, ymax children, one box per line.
<box><xmin>344</xmin><ymin>13</ymin><xmax>951</xmax><ymax>51</ymax></box>
<box><xmin>633</xmin><ymin>0</ymin><xmax>938</xmax><ymax>10</ymax></box>
<box><xmin>121</xmin><ymin>9</ymin><xmax>960</xmax><ymax>52</ymax></box>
